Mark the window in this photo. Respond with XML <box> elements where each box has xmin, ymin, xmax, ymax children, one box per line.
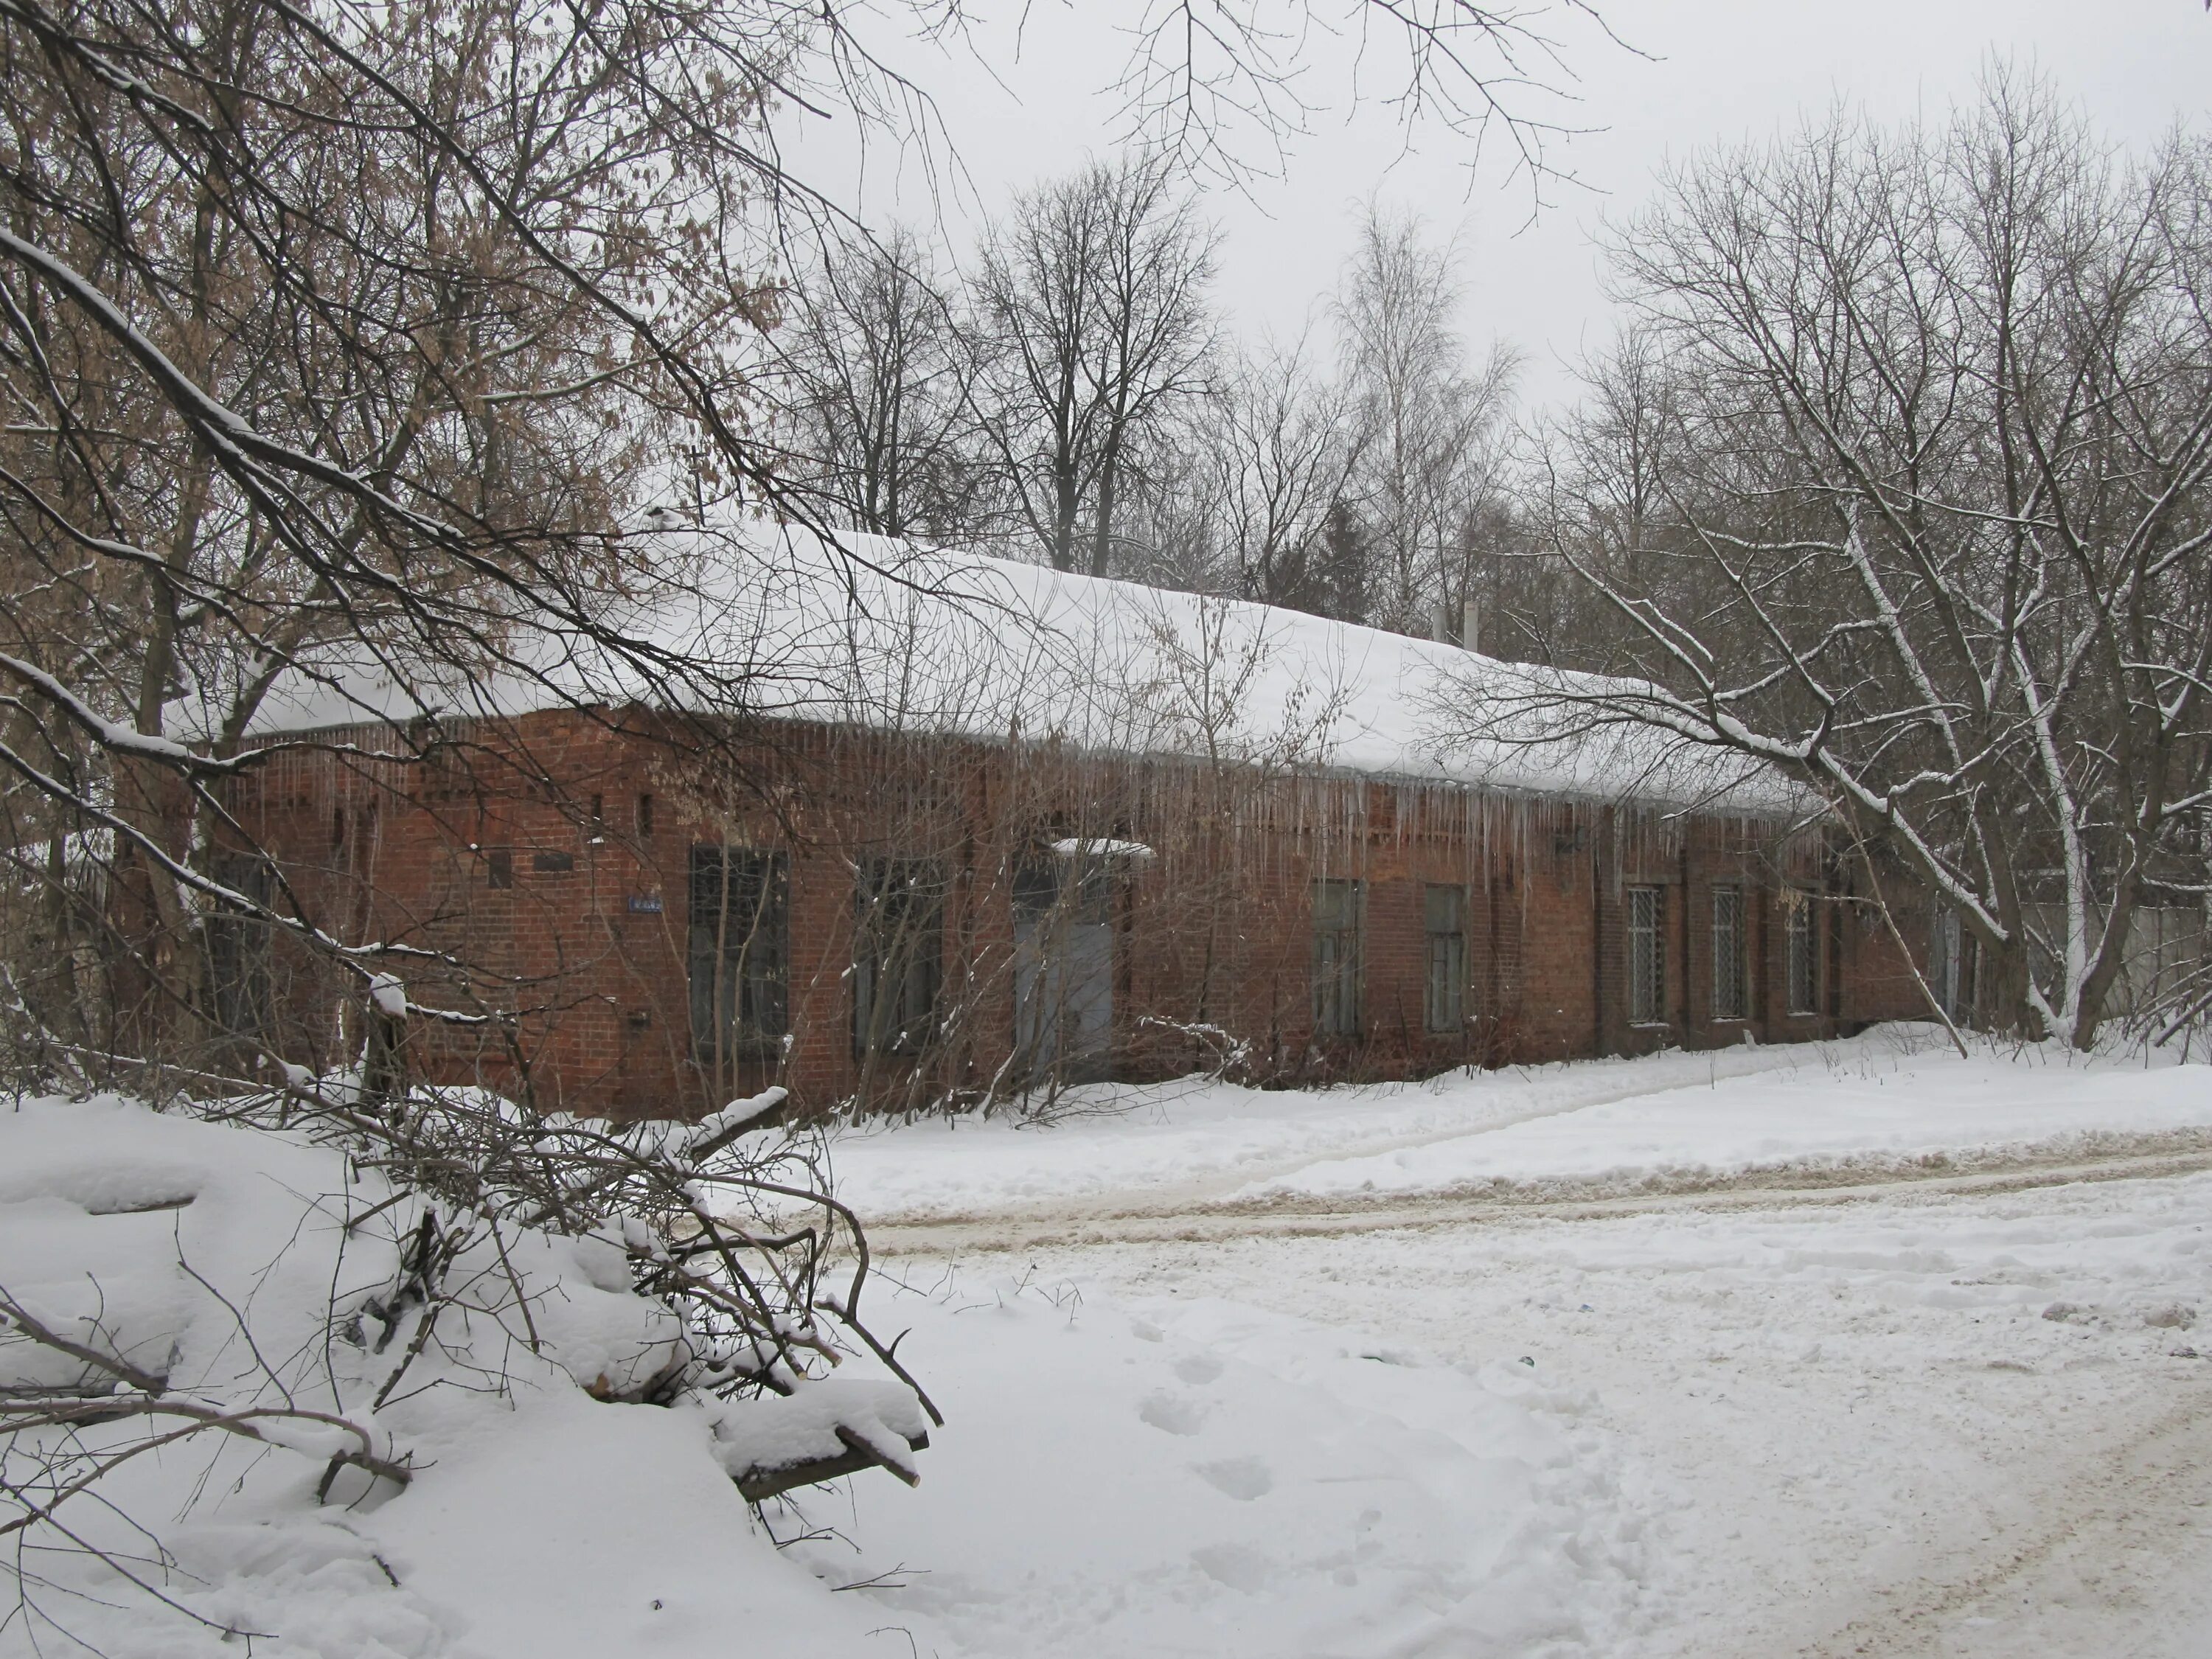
<box><xmin>1627</xmin><ymin>886</ymin><xmax>1664</xmax><ymax>1026</ymax></box>
<box><xmin>485</xmin><ymin>848</ymin><xmax>513</xmax><ymax>890</ymax></box>
<box><xmin>209</xmin><ymin>855</ymin><xmax>275</xmax><ymax>1041</ymax></box>
<box><xmin>1827</xmin><ymin>899</ymin><xmax>1844</xmax><ymax>1019</ymax></box>
<box><xmin>1784</xmin><ymin>888</ymin><xmax>1818</xmax><ymax>1016</ymax></box>
<box><xmin>1928</xmin><ymin>906</ymin><xmax>1970</xmax><ymax>1022</ymax></box>
<box><xmin>1312</xmin><ymin>878</ymin><xmax>1363</xmax><ymax>1037</ymax></box>
<box><xmin>854</xmin><ymin>858</ymin><xmax>945</xmax><ymax>1057</ymax></box>
<box><xmin>689</xmin><ymin>845</ymin><xmax>788</xmax><ymax>1068</ymax></box>
<box><xmin>1423</xmin><ymin>884</ymin><xmax>1467</xmax><ymax>1034</ymax></box>
<box><xmin>636</xmin><ymin>793</ymin><xmax>655</xmax><ymax>838</ymax></box>
<box><xmin>1711</xmin><ymin>885</ymin><xmax>1748</xmax><ymax>1021</ymax></box>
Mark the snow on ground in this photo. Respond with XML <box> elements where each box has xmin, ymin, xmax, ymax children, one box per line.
<box><xmin>832</xmin><ymin>1033</ymin><xmax>2212</xmax><ymax>1658</ymax></box>
<box><xmin>998</xmin><ymin>1169</ymin><xmax>2212</xmax><ymax>1658</ymax></box>
<box><xmin>0</xmin><ymin>1097</ymin><xmax>906</xmax><ymax>1659</ymax></box>
<box><xmin>1239</xmin><ymin>1036</ymin><xmax>2212</xmax><ymax>1203</ymax></box>
<box><xmin>776</xmin><ymin>1276</ymin><xmax>1646</xmax><ymax>1658</ymax></box>
<box><xmin>14</xmin><ymin>1037</ymin><xmax>2212</xmax><ymax>1657</ymax></box>
<box><xmin>0</xmin><ymin>1093</ymin><xmax>1649</xmax><ymax>1659</ymax></box>
<box><xmin>825</xmin><ymin>1026</ymin><xmax>2212</xmax><ymax>1221</ymax></box>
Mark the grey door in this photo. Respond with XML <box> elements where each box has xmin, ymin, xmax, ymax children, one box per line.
<box><xmin>1013</xmin><ymin>855</ymin><xmax>1114</xmax><ymax>1084</ymax></box>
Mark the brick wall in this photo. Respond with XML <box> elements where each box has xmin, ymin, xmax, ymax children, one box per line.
<box><xmin>226</xmin><ymin>710</ymin><xmax>1938</xmax><ymax>1119</ymax></box>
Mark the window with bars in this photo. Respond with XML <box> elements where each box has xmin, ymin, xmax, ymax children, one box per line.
<box><xmin>854</xmin><ymin>858</ymin><xmax>945</xmax><ymax>1057</ymax></box>
<box><xmin>689</xmin><ymin>846</ymin><xmax>788</xmax><ymax>1068</ymax></box>
<box><xmin>1784</xmin><ymin>888</ymin><xmax>1819</xmax><ymax>1016</ymax></box>
<box><xmin>1711</xmin><ymin>885</ymin><xmax>1748</xmax><ymax>1021</ymax></box>
<box><xmin>1627</xmin><ymin>885</ymin><xmax>1665</xmax><ymax>1026</ymax></box>
<box><xmin>1423</xmin><ymin>884</ymin><xmax>1468</xmax><ymax>1034</ymax></box>
<box><xmin>208</xmin><ymin>854</ymin><xmax>276</xmax><ymax>1042</ymax></box>
<box><xmin>1928</xmin><ymin>905</ymin><xmax>1972</xmax><ymax>1022</ymax></box>
<box><xmin>1312</xmin><ymin>878</ymin><xmax>1363</xmax><ymax>1037</ymax></box>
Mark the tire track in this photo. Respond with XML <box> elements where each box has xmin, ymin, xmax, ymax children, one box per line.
<box><xmin>1793</xmin><ymin>1383</ymin><xmax>2212</xmax><ymax>1658</ymax></box>
<box><xmin>866</xmin><ymin>1133</ymin><xmax>2212</xmax><ymax>1256</ymax></box>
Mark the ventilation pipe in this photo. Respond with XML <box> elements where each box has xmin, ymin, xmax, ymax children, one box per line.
<box><xmin>1432</xmin><ymin>597</ymin><xmax>1483</xmax><ymax>652</ymax></box>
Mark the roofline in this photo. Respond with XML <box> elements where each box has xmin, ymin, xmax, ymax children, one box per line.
<box><xmin>238</xmin><ymin>700</ymin><xmax>1828</xmax><ymax>829</ymax></box>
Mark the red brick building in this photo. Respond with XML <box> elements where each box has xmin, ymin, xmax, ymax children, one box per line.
<box><xmin>226</xmin><ymin>536</ymin><xmax>1935</xmax><ymax>1119</ymax></box>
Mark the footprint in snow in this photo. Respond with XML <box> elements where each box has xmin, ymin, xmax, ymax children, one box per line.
<box><xmin>1173</xmin><ymin>1352</ymin><xmax>1225</xmax><ymax>1385</ymax></box>
<box><xmin>1190</xmin><ymin>1543</ymin><xmax>1271</xmax><ymax>1593</ymax></box>
<box><xmin>1193</xmin><ymin>1456</ymin><xmax>1274</xmax><ymax>1500</ymax></box>
<box><xmin>1139</xmin><ymin>1391</ymin><xmax>1208</xmax><ymax>1435</ymax></box>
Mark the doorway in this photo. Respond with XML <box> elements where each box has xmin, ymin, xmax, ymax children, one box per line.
<box><xmin>1012</xmin><ymin>849</ymin><xmax>1115</xmax><ymax>1085</ymax></box>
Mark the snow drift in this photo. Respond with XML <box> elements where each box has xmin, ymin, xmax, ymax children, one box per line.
<box><xmin>0</xmin><ymin>1093</ymin><xmax>924</xmax><ymax>1658</ymax></box>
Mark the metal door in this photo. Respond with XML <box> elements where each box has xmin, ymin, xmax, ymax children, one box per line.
<box><xmin>1012</xmin><ymin>853</ymin><xmax>1114</xmax><ymax>1084</ymax></box>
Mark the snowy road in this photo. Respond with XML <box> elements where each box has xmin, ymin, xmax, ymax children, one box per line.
<box><xmin>941</xmin><ymin>1176</ymin><xmax>2212</xmax><ymax>1658</ymax></box>
<box><xmin>825</xmin><ymin>1037</ymin><xmax>2212</xmax><ymax>1658</ymax></box>
<box><xmin>865</xmin><ymin>1134</ymin><xmax>2212</xmax><ymax>1255</ymax></box>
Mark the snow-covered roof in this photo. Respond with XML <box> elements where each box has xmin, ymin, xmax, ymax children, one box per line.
<box><xmin>229</xmin><ymin>520</ymin><xmax>1804</xmax><ymax>816</ymax></box>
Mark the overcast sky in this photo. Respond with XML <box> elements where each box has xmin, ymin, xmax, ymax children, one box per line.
<box><xmin>798</xmin><ymin>1</ymin><xmax>2209</xmax><ymax>407</ymax></box>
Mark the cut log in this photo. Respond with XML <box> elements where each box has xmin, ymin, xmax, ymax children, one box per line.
<box><xmin>731</xmin><ymin>1427</ymin><xmax>928</xmax><ymax>1503</ymax></box>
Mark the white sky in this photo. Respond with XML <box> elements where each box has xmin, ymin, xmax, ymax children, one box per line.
<box><xmin>796</xmin><ymin>1</ymin><xmax>2210</xmax><ymax>407</ymax></box>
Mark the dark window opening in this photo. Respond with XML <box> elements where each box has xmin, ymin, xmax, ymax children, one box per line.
<box><xmin>1627</xmin><ymin>886</ymin><xmax>1665</xmax><ymax>1026</ymax></box>
<box><xmin>1928</xmin><ymin>906</ymin><xmax>1974</xmax><ymax>1023</ymax></box>
<box><xmin>1312</xmin><ymin>877</ymin><xmax>1363</xmax><ymax>1037</ymax></box>
<box><xmin>1827</xmin><ymin>897</ymin><xmax>1844</xmax><ymax>1020</ymax></box>
<box><xmin>1012</xmin><ymin>855</ymin><xmax>1060</xmax><ymax>920</ymax></box>
<box><xmin>486</xmin><ymin>848</ymin><xmax>513</xmax><ymax>890</ymax></box>
<box><xmin>689</xmin><ymin>844</ymin><xmax>789</xmax><ymax>1068</ymax></box>
<box><xmin>854</xmin><ymin>858</ymin><xmax>945</xmax><ymax>1057</ymax></box>
<box><xmin>1711</xmin><ymin>885</ymin><xmax>1748</xmax><ymax>1021</ymax></box>
<box><xmin>1423</xmin><ymin>884</ymin><xmax>1467</xmax><ymax>1034</ymax></box>
<box><xmin>209</xmin><ymin>855</ymin><xmax>276</xmax><ymax>1041</ymax></box>
<box><xmin>637</xmin><ymin>793</ymin><xmax>655</xmax><ymax>838</ymax></box>
<box><xmin>1784</xmin><ymin>888</ymin><xmax>1819</xmax><ymax>1016</ymax></box>
<box><xmin>1015</xmin><ymin>848</ymin><xmax>1113</xmax><ymax>925</ymax></box>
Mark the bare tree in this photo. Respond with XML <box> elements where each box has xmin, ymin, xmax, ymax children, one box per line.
<box><xmin>0</xmin><ymin>0</ymin><xmax>871</xmax><ymax>1074</ymax></box>
<box><xmin>1201</xmin><ymin>335</ymin><xmax>1357</xmax><ymax>611</ymax></box>
<box><xmin>1333</xmin><ymin>201</ymin><xmax>1519</xmax><ymax>633</ymax></box>
<box><xmin>1524</xmin><ymin>76</ymin><xmax>2212</xmax><ymax>1046</ymax></box>
<box><xmin>772</xmin><ymin>226</ymin><xmax>983</xmax><ymax>540</ymax></box>
<box><xmin>970</xmin><ymin>153</ymin><xmax>1218</xmax><ymax>577</ymax></box>
<box><xmin>1103</xmin><ymin>0</ymin><xmax>1625</xmax><ymax>193</ymax></box>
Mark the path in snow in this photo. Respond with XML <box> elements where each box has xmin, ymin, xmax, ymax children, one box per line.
<box><xmin>1809</xmin><ymin>1385</ymin><xmax>2212</xmax><ymax>1658</ymax></box>
<box><xmin>841</xmin><ymin>1042</ymin><xmax>2212</xmax><ymax>1658</ymax></box>
<box><xmin>868</xmin><ymin>1133</ymin><xmax>2212</xmax><ymax>1256</ymax></box>
<box><xmin>825</xmin><ymin>1029</ymin><xmax>2212</xmax><ymax>1233</ymax></box>
<box><xmin>893</xmin><ymin>1172</ymin><xmax>2212</xmax><ymax>1659</ymax></box>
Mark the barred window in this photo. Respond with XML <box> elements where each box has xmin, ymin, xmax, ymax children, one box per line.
<box><xmin>689</xmin><ymin>846</ymin><xmax>788</xmax><ymax>1069</ymax></box>
<box><xmin>209</xmin><ymin>855</ymin><xmax>276</xmax><ymax>1041</ymax></box>
<box><xmin>854</xmin><ymin>858</ymin><xmax>945</xmax><ymax>1057</ymax></box>
<box><xmin>1711</xmin><ymin>885</ymin><xmax>1748</xmax><ymax>1021</ymax></box>
<box><xmin>1423</xmin><ymin>885</ymin><xmax>1467</xmax><ymax>1034</ymax></box>
<box><xmin>1928</xmin><ymin>905</ymin><xmax>1969</xmax><ymax>1022</ymax></box>
<box><xmin>1784</xmin><ymin>888</ymin><xmax>1818</xmax><ymax>1016</ymax></box>
<box><xmin>1627</xmin><ymin>886</ymin><xmax>1665</xmax><ymax>1026</ymax></box>
<box><xmin>1312</xmin><ymin>878</ymin><xmax>1363</xmax><ymax>1037</ymax></box>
